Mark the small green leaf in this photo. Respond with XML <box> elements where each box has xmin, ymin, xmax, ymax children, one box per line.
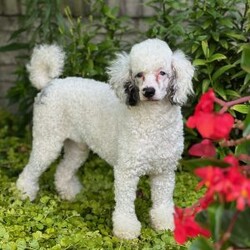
<box><xmin>214</xmin><ymin>84</ymin><xmax>227</xmax><ymax>100</ymax></box>
<box><xmin>220</xmin><ymin>39</ymin><xmax>229</xmax><ymax>49</ymax></box>
<box><xmin>220</xmin><ymin>18</ymin><xmax>234</xmax><ymax>28</ymax></box>
<box><xmin>226</xmin><ymin>32</ymin><xmax>247</xmax><ymax>41</ymax></box>
<box><xmin>202</xmin><ymin>19</ymin><xmax>212</xmax><ymax>29</ymax></box>
<box><xmin>231</xmin><ymin>104</ymin><xmax>249</xmax><ymax>114</ymax></box>
<box><xmin>212</xmin><ymin>65</ymin><xmax>234</xmax><ymax>81</ymax></box>
<box><xmin>211</xmin><ymin>32</ymin><xmax>219</xmax><ymax>42</ymax></box>
<box><xmin>192</xmin><ymin>43</ymin><xmax>199</xmax><ymax>53</ymax></box>
<box><xmin>241</xmin><ymin>45</ymin><xmax>250</xmax><ymax>73</ymax></box>
<box><xmin>222</xmin><ymin>208</ymin><xmax>250</xmax><ymax>248</ymax></box>
<box><xmin>235</xmin><ymin>141</ymin><xmax>250</xmax><ymax>156</ymax></box>
<box><xmin>214</xmin><ymin>206</ymin><xmax>223</xmax><ymax>241</ymax></box>
<box><xmin>225</xmin><ymin>90</ymin><xmax>241</xmax><ymax>98</ymax></box>
<box><xmin>207</xmin><ymin>53</ymin><xmax>227</xmax><ymax>63</ymax></box>
<box><xmin>201</xmin><ymin>40</ymin><xmax>209</xmax><ymax>58</ymax></box>
<box><xmin>193</xmin><ymin>59</ymin><xmax>207</xmax><ymax>66</ymax></box>
<box><xmin>189</xmin><ymin>237</ymin><xmax>214</xmax><ymax>250</ymax></box>
<box><xmin>243</xmin><ymin>107</ymin><xmax>250</xmax><ymax>136</ymax></box>
<box><xmin>0</xmin><ymin>43</ymin><xmax>29</xmax><ymax>52</ymax></box>
<box><xmin>202</xmin><ymin>79</ymin><xmax>211</xmax><ymax>93</ymax></box>
<box><xmin>243</xmin><ymin>73</ymin><xmax>250</xmax><ymax>86</ymax></box>
<box><xmin>180</xmin><ymin>158</ymin><xmax>229</xmax><ymax>170</ymax></box>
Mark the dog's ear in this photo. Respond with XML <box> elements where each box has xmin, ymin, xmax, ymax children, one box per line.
<box><xmin>107</xmin><ymin>52</ymin><xmax>139</xmax><ymax>106</ymax></box>
<box><xmin>124</xmin><ymin>80</ymin><xmax>139</xmax><ymax>106</ymax></box>
<box><xmin>168</xmin><ymin>50</ymin><xmax>194</xmax><ymax>105</ymax></box>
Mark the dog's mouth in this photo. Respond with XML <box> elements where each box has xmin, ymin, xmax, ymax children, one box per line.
<box><xmin>147</xmin><ymin>98</ymin><xmax>159</xmax><ymax>101</ymax></box>
<box><xmin>142</xmin><ymin>96</ymin><xmax>161</xmax><ymax>102</ymax></box>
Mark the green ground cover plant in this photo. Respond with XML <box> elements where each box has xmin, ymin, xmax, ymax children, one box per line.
<box><xmin>0</xmin><ymin>110</ymin><xmax>203</xmax><ymax>249</ymax></box>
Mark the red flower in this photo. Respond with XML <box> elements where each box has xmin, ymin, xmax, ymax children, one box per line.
<box><xmin>195</xmin><ymin>166</ymin><xmax>224</xmax><ymax>189</ymax></box>
<box><xmin>211</xmin><ymin>113</ymin><xmax>234</xmax><ymax>140</ymax></box>
<box><xmin>195</xmin><ymin>156</ymin><xmax>250</xmax><ymax>211</ymax></box>
<box><xmin>224</xmin><ymin>167</ymin><xmax>250</xmax><ymax>210</ymax></box>
<box><xmin>235</xmin><ymin>181</ymin><xmax>250</xmax><ymax>210</ymax></box>
<box><xmin>197</xmin><ymin>195</ymin><xmax>214</xmax><ymax>211</ymax></box>
<box><xmin>188</xmin><ymin>139</ymin><xmax>216</xmax><ymax>157</ymax></box>
<box><xmin>186</xmin><ymin>89</ymin><xmax>234</xmax><ymax>140</ymax></box>
<box><xmin>174</xmin><ymin>207</ymin><xmax>211</xmax><ymax>244</ymax></box>
<box><xmin>195</xmin><ymin>88</ymin><xmax>215</xmax><ymax>113</ymax></box>
<box><xmin>224</xmin><ymin>155</ymin><xmax>239</xmax><ymax>167</ymax></box>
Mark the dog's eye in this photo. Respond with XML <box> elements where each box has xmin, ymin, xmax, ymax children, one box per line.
<box><xmin>135</xmin><ymin>72</ymin><xmax>143</xmax><ymax>78</ymax></box>
<box><xmin>159</xmin><ymin>71</ymin><xmax>166</xmax><ymax>76</ymax></box>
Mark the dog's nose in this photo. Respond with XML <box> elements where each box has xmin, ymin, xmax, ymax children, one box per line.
<box><xmin>143</xmin><ymin>87</ymin><xmax>155</xmax><ymax>98</ymax></box>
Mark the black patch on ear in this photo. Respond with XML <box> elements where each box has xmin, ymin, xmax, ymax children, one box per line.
<box><xmin>124</xmin><ymin>81</ymin><xmax>139</xmax><ymax>106</ymax></box>
<box><xmin>167</xmin><ymin>66</ymin><xmax>180</xmax><ymax>106</ymax></box>
<box><xmin>168</xmin><ymin>84</ymin><xmax>178</xmax><ymax>105</ymax></box>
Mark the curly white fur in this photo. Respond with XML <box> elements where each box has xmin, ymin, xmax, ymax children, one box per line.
<box><xmin>16</xmin><ymin>39</ymin><xmax>194</xmax><ymax>239</ymax></box>
<box><xmin>26</xmin><ymin>44</ymin><xmax>65</xmax><ymax>89</ymax></box>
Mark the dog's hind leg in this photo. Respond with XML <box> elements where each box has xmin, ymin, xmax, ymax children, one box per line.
<box><xmin>16</xmin><ymin>137</ymin><xmax>64</xmax><ymax>201</ymax></box>
<box><xmin>55</xmin><ymin>139</ymin><xmax>89</xmax><ymax>201</ymax></box>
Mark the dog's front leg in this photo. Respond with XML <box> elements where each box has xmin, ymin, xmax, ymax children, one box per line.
<box><xmin>112</xmin><ymin>169</ymin><xmax>141</xmax><ymax>239</ymax></box>
<box><xmin>149</xmin><ymin>170</ymin><xmax>175</xmax><ymax>231</ymax></box>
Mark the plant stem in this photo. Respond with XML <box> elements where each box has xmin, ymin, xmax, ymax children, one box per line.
<box><xmin>220</xmin><ymin>135</ymin><xmax>250</xmax><ymax>147</ymax></box>
<box><xmin>214</xmin><ymin>96</ymin><xmax>250</xmax><ymax>114</ymax></box>
<box><xmin>214</xmin><ymin>211</ymin><xmax>239</xmax><ymax>250</ymax></box>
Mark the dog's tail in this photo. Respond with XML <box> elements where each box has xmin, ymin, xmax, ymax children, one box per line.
<box><xmin>27</xmin><ymin>44</ymin><xmax>65</xmax><ymax>90</ymax></box>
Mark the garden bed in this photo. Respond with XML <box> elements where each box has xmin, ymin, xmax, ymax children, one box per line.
<box><xmin>0</xmin><ymin>110</ymin><xmax>202</xmax><ymax>249</ymax></box>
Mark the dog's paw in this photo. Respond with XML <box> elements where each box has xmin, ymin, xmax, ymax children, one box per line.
<box><xmin>16</xmin><ymin>174</ymin><xmax>39</xmax><ymax>201</ymax></box>
<box><xmin>150</xmin><ymin>205</ymin><xmax>174</xmax><ymax>231</ymax></box>
<box><xmin>56</xmin><ymin>176</ymin><xmax>82</xmax><ymax>201</ymax></box>
<box><xmin>112</xmin><ymin>211</ymin><xmax>141</xmax><ymax>239</ymax></box>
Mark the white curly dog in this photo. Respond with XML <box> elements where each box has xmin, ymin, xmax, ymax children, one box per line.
<box><xmin>16</xmin><ymin>38</ymin><xmax>194</xmax><ymax>239</ymax></box>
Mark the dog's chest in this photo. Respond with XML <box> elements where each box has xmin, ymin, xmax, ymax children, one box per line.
<box><xmin>119</xmin><ymin>105</ymin><xmax>184</xmax><ymax>174</ymax></box>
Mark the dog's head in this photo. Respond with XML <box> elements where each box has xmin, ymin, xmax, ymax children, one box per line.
<box><xmin>107</xmin><ymin>39</ymin><xmax>194</xmax><ymax>106</ymax></box>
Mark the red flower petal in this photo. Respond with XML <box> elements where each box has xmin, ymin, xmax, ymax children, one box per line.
<box><xmin>188</xmin><ymin>139</ymin><xmax>216</xmax><ymax>157</ymax></box>
<box><xmin>174</xmin><ymin>226</ymin><xmax>187</xmax><ymax>244</ymax></box>
<box><xmin>195</xmin><ymin>89</ymin><xmax>215</xmax><ymax>113</ymax></box>
<box><xmin>224</xmin><ymin>155</ymin><xmax>239</xmax><ymax>167</ymax></box>
<box><xmin>186</xmin><ymin>116</ymin><xmax>197</xmax><ymax>128</ymax></box>
<box><xmin>212</xmin><ymin>113</ymin><xmax>234</xmax><ymax>140</ymax></box>
<box><xmin>173</xmin><ymin>206</ymin><xmax>211</xmax><ymax>245</ymax></box>
<box><xmin>196</xmin><ymin>113</ymin><xmax>215</xmax><ymax>138</ymax></box>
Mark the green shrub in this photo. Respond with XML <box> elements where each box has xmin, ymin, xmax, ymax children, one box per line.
<box><xmin>61</xmin><ymin>3</ymin><xmax>129</xmax><ymax>81</ymax></box>
<box><xmin>145</xmin><ymin>0</ymin><xmax>250</xmax><ymax>154</ymax></box>
<box><xmin>1</xmin><ymin>0</ymin><xmax>131</xmax><ymax>131</ymax></box>
<box><xmin>146</xmin><ymin>0</ymin><xmax>249</xmax><ymax>100</ymax></box>
<box><xmin>1</xmin><ymin>0</ymin><xmax>65</xmax><ymax>131</ymax></box>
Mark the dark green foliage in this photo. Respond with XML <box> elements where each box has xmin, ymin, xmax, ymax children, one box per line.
<box><xmin>61</xmin><ymin>4</ymin><xmax>129</xmax><ymax>81</ymax></box>
<box><xmin>195</xmin><ymin>205</ymin><xmax>250</xmax><ymax>249</ymax></box>
<box><xmin>145</xmin><ymin>0</ymin><xmax>188</xmax><ymax>48</ymax></box>
<box><xmin>2</xmin><ymin>0</ymin><xmax>131</xmax><ymax>131</ymax></box>
<box><xmin>145</xmin><ymin>0</ymin><xmax>250</xmax><ymax>102</ymax></box>
<box><xmin>146</xmin><ymin>0</ymin><xmax>250</xmax><ymax>156</ymax></box>
<box><xmin>2</xmin><ymin>0</ymin><xmax>65</xmax><ymax>132</ymax></box>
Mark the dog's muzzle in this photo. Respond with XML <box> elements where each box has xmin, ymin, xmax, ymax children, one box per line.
<box><xmin>142</xmin><ymin>87</ymin><xmax>155</xmax><ymax>98</ymax></box>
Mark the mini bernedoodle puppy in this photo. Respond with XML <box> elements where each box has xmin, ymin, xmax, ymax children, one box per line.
<box><xmin>17</xmin><ymin>38</ymin><xmax>194</xmax><ymax>239</ymax></box>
